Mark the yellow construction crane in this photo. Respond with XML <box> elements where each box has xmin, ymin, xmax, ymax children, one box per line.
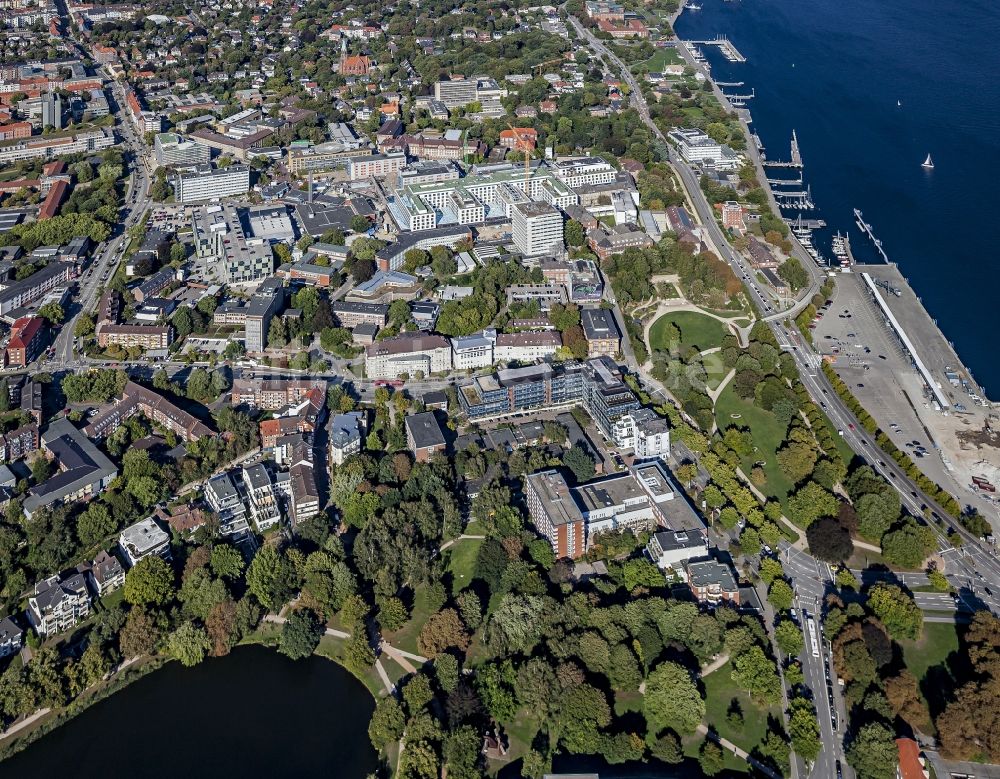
<box><xmin>506</xmin><ymin>123</ymin><xmax>534</xmax><ymax>184</ymax></box>
<box><xmin>532</xmin><ymin>57</ymin><xmax>563</xmax><ymax>75</ymax></box>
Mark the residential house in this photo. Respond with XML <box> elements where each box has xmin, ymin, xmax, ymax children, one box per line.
<box><xmin>365</xmin><ymin>331</ymin><xmax>452</xmax><ymax>379</ymax></box>
<box><xmin>81</xmin><ymin>550</ymin><xmax>125</xmax><ymax>596</ymax></box>
<box><xmin>686</xmin><ymin>559</ymin><xmax>740</xmax><ymax>606</ymax></box>
<box><xmin>204</xmin><ymin>471</ymin><xmax>250</xmax><ymax>537</ymax></box>
<box><xmin>580</xmin><ymin>308</ymin><xmax>620</xmax><ymax>357</ymax></box>
<box><xmin>0</xmin><ymin>616</ymin><xmax>23</xmax><ymax>658</ymax></box>
<box><xmin>242</xmin><ymin>463</ymin><xmax>281</xmax><ymax>532</ymax></box>
<box><xmin>27</xmin><ymin>572</ymin><xmax>91</xmax><ymax>638</ymax></box>
<box><xmin>118</xmin><ymin>517</ymin><xmax>171</xmax><ymax>568</ymax></box>
<box><xmin>330</xmin><ymin>412</ymin><xmax>365</xmax><ymax>466</ymax></box>
<box><xmin>23</xmin><ymin>419</ymin><xmax>118</xmax><ymax>519</ymax></box>
<box><xmin>404</xmin><ymin>412</ymin><xmax>446</xmax><ymax>462</ymax></box>
<box><xmin>525</xmin><ymin>470</ymin><xmax>586</xmax><ymax>559</ymax></box>
<box><xmin>646</xmin><ymin>529</ymin><xmax>709</xmax><ymax>578</ymax></box>
<box><xmin>4</xmin><ymin>316</ymin><xmax>46</xmax><ymax>368</ymax></box>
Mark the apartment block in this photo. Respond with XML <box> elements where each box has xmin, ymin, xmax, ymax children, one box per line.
<box><xmin>365</xmin><ymin>331</ymin><xmax>452</xmax><ymax>379</ymax></box>
<box><xmin>174</xmin><ymin>164</ymin><xmax>251</xmax><ymax>204</ymax></box>
<box><xmin>525</xmin><ymin>470</ymin><xmax>586</xmax><ymax>559</ymax></box>
<box><xmin>154</xmin><ymin>132</ymin><xmax>212</xmax><ymax>168</ymax></box>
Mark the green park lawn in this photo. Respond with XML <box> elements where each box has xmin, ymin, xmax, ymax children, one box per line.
<box><xmin>714</xmin><ymin>384</ymin><xmax>794</xmax><ymax>503</ymax></box>
<box><xmin>638</xmin><ymin>47</ymin><xmax>683</xmax><ymax>73</ymax></box>
<box><xmin>701</xmin><ymin>660</ymin><xmax>776</xmax><ymax>761</ymax></box>
<box><xmin>649</xmin><ymin>310</ymin><xmax>728</xmax><ymax>353</ymax></box>
<box><xmin>900</xmin><ymin>622</ymin><xmax>959</xmax><ymax>686</ymax></box>
<box><xmin>899</xmin><ymin>621</ymin><xmax>959</xmax><ymax>731</ymax></box>
<box><xmin>445</xmin><ymin>537</ymin><xmax>483</xmax><ymax>595</ymax></box>
<box><xmin>383</xmin><ymin>585</ymin><xmax>439</xmax><ymax>656</ymax></box>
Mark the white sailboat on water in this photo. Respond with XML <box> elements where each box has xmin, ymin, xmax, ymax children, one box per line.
<box><xmin>922</xmin><ymin>153</ymin><xmax>934</xmax><ymax>169</ymax></box>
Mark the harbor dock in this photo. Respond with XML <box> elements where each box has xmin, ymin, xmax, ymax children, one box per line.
<box><xmin>686</xmin><ymin>36</ymin><xmax>747</xmax><ymax>62</ymax></box>
<box><xmin>854</xmin><ymin>208</ymin><xmax>891</xmax><ymax>262</ymax></box>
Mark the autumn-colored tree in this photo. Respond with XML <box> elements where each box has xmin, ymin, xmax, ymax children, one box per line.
<box><xmin>417</xmin><ymin>608</ymin><xmax>471</xmax><ymax>657</ymax></box>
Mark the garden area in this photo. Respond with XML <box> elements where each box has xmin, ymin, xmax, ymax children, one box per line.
<box><xmin>714</xmin><ymin>383</ymin><xmax>794</xmax><ymax>502</ymax></box>
<box><xmin>445</xmin><ymin>537</ymin><xmax>484</xmax><ymax>595</ymax></box>
<box><xmin>649</xmin><ymin>310</ymin><xmax>729</xmax><ymax>353</ymax></box>
<box><xmin>636</xmin><ymin>46</ymin><xmax>684</xmax><ymax>74</ymax></box>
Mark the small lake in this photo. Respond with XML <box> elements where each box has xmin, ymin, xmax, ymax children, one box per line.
<box><xmin>1</xmin><ymin>645</ymin><xmax>379</xmax><ymax>777</ymax></box>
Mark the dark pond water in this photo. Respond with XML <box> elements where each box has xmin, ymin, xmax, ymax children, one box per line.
<box><xmin>1</xmin><ymin>645</ymin><xmax>379</xmax><ymax>778</ymax></box>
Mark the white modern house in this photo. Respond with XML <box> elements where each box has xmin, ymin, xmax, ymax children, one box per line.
<box><xmin>118</xmin><ymin>517</ymin><xmax>171</xmax><ymax>568</ymax></box>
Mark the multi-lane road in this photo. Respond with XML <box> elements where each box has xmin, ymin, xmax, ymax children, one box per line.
<box><xmin>50</xmin><ymin>17</ymin><xmax>154</xmax><ymax>366</ymax></box>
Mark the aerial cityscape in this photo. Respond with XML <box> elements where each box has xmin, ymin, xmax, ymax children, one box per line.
<box><xmin>0</xmin><ymin>0</ymin><xmax>996</xmax><ymax>777</ymax></box>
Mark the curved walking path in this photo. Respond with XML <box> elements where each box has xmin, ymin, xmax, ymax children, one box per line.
<box><xmin>700</xmin><ymin>652</ymin><xmax>730</xmax><ymax>677</ymax></box>
<box><xmin>695</xmin><ymin>723</ymin><xmax>783</xmax><ymax>779</ymax></box>
<box><xmin>263</xmin><ymin>613</ymin><xmax>351</xmax><ymax>639</ymax></box>
<box><xmin>439</xmin><ymin>534</ymin><xmax>486</xmax><ymax>552</ymax></box>
<box><xmin>707</xmin><ymin>368</ymin><xmax>736</xmax><ymax>406</ymax></box>
<box><xmin>380</xmin><ymin>641</ymin><xmax>427</xmax><ymax>675</ymax></box>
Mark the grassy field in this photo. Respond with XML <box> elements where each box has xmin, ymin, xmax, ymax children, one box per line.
<box><xmin>639</xmin><ymin>47</ymin><xmax>683</xmax><ymax>73</ymax></box>
<box><xmin>383</xmin><ymin>586</ymin><xmax>438</xmax><ymax>656</ymax></box>
<box><xmin>901</xmin><ymin>622</ymin><xmax>959</xmax><ymax>685</ymax></box>
<box><xmin>445</xmin><ymin>537</ymin><xmax>483</xmax><ymax>595</ymax></box>
<box><xmin>899</xmin><ymin>621</ymin><xmax>959</xmax><ymax>730</ymax></box>
<box><xmin>714</xmin><ymin>384</ymin><xmax>794</xmax><ymax>502</ymax></box>
<box><xmin>701</xmin><ymin>660</ymin><xmax>776</xmax><ymax>760</ymax></box>
<box><xmin>649</xmin><ymin>310</ymin><xmax>728</xmax><ymax>353</ymax></box>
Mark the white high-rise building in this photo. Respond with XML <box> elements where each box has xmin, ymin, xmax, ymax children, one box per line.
<box><xmin>174</xmin><ymin>164</ymin><xmax>250</xmax><ymax>204</ymax></box>
<box><xmin>512</xmin><ymin>201</ymin><xmax>563</xmax><ymax>256</ymax></box>
<box><xmin>434</xmin><ymin>78</ymin><xmax>478</xmax><ymax>108</ymax></box>
<box><xmin>154</xmin><ymin>132</ymin><xmax>212</xmax><ymax>168</ymax></box>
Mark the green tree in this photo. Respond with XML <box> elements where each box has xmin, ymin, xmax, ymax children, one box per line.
<box><xmin>768</xmin><ymin>579</ymin><xmax>794</xmax><ymax>612</ymax></box>
<box><xmin>37</xmin><ymin>302</ymin><xmax>65</xmax><ymax>326</ymax></box>
<box><xmin>846</xmin><ymin>721</ymin><xmax>898</xmax><ymax>779</ymax></box>
<box><xmin>368</xmin><ymin>695</ymin><xmax>405</xmax><ymax>750</ymax></box>
<box><xmin>867</xmin><ymin>583</ymin><xmax>922</xmax><ymax>641</ymax></box>
<box><xmin>562</xmin><ymin>444</ymin><xmax>595</xmax><ymax>483</ymax></box>
<box><xmin>74</xmin><ymin>313</ymin><xmax>96</xmax><ymax>338</ymax></box>
<box><xmin>210</xmin><ymin>545</ymin><xmax>244</xmax><ymax>580</ymax></box>
<box><xmin>167</xmin><ymin>621</ymin><xmax>211</xmax><ymax>667</ymax></box>
<box><xmin>856</xmin><ymin>490</ymin><xmax>901</xmax><ymax>541</ymax></box>
<box><xmin>246</xmin><ymin>545</ymin><xmax>300</xmax><ymax>611</ymax></box>
<box><xmin>280</xmin><ymin>608</ymin><xmax>325</xmax><ymax>660</ymax></box>
<box><xmin>731</xmin><ymin>645</ymin><xmax>782</xmax><ymax>704</ymax></box>
<box><xmin>377</xmin><ymin>596</ymin><xmax>408</xmax><ymax>631</ymax></box>
<box><xmin>350</xmin><ymin>214</ymin><xmax>370</xmax><ymax>233</ymax></box>
<box><xmin>787</xmin><ymin>481</ymin><xmax>839</xmax><ymax>528</ymax></box>
<box><xmin>178</xmin><ymin>568</ymin><xmax>229</xmax><ymax>621</ymax></box>
<box><xmin>881</xmin><ymin>522</ymin><xmax>936</xmax><ymax>569</ymax></box>
<box><xmin>775</xmin><ymin>619</ymin><xmax>804</xmax><ymax>658</ymax></box>
<box><xmin>565</xmin><ymin>219</ymin><xmax>585</xmax><ymax>247</ymax></box>
<box><xmin>268</xmin><ymin>317</ymin><xmax>288</xmax><ymax>348</ymax></box>
<box><xmin>644</xmin><ymin>661</ymin><xmax>704</xmax><ymax>736</ymax></box>
<box><xmin>124</xmin><ymin>555</ymin><xmax>175</xmax><ymax>606</ymax></box>
<box><xmin>788</xmin><ymin>696</ymin><xmax>821</xmax><ymax>762</ymax></box>
<box><xmin>434</xmin><ymin>652</ymin><xmax>460</xmax><ymax>693</ymax></box>
<box><xmin>77</xmin><ymin>503</ymin><xmax>116</xmax><ymax>548</ymax></box>
<box><xmin>699</xmin><ymin>739</ymin><xmax>725</xmax><ymax>776</ymax></box>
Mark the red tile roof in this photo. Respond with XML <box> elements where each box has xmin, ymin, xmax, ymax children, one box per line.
<box><xmin>9</xmin><ymin>316</ymin><xmax>44</xmax><ymax>350</ymax></box>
